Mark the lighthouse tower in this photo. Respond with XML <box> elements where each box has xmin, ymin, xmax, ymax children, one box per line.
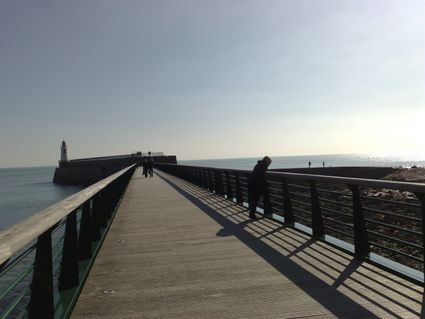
<box><xmin>59</xmin><ymin>140</ymin><xmax>68</xmax><ymax>167</ymax></box>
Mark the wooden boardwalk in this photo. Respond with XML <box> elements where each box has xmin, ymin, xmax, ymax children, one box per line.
<box><xmin>71</xmin><ymin>169</ymin><xmax>423</xmax><ymax>319</ymax></box>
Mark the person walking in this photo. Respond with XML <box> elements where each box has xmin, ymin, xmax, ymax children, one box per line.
<box><xmin>247</xmin><ymin>156</ymin><xmax>272</xmax><ymax>219</ymax></box>
<box><xmin>147</xmin><ymin>156</ymin><xmax>154</xmax><ymax>177</ymax></box>
<box><xmin>142</xmin><ymin>157</ymin><xmax>148</xmax><ymax>177</ymax></box>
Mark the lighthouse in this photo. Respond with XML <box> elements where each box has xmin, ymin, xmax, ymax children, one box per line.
<box><xmin>59</xmin><ymin>140</ymin><xmax>68</xmax><ymax>167</ymax></box>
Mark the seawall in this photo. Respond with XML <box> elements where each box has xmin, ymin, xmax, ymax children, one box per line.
<box><xmin>53</xmin><ymin>155</ymin><xmax>177</xmax><ymax>186</ymax></box>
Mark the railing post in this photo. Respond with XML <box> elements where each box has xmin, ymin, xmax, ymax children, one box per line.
<box><xmin>308</xmin><ymin>181</ymin><xmax>325</xmax><ymax>238</ymax></box>
<box><xmin>236</xmin><ymin>173</ymin><xmax>243</xmax><ymax>204</ymax></box>
<box><xmin>262</xmin><ymin>183</ymin><xmax>272</xmax><ymax>215</ymax></box>
<box><xmin>281</xmin><ymin>178</ymin><xmax>294</xmax><ymax>225</ymax></box>
<box><xmin>79</xmin><ymin>201</ymin><xmax>92</xmax><ymax>260</ymax></box>
<box><xmin>99</xmin><ymin>192</ymin><xmax>108</xmax><ymax>228</ymax></box>
<box><xmin>226</xmin><ymin>172</ymin><xmax>234</xmax><ymax>200</ymax></box>
<box><xmin>91</xmin><ymin>196</ymin><xmax>101</xmax><ymax>241</ymax></box>
<box><xmin>414</xmin><ymin>192</ymin><xmax>425</xmax><ymax>269</ymax></box>
<box><xmin>348</xmin><ymin>185</ymin><xmax>370</xmax><ymax>258</ymax></box>
<box><xmin>196</xmin><ymin>169</ymin><xmax>201</xmax><ymax>186</ymax></box>
<box><xmin>200</xmin><ymin>170</ymin><xmax>205</xmax><ymax>188</ymax></box>
<box><xmin>214</xmin><ymin>170</ymin><xmax>225</xmax><ymax>196</ymax></box>
<box><xmin>59</xmin><ymin>210</ymin><xmax>79</xmax><ymax>291</ymax></box>
<box><xmin>208</xmin><ymin>170</ymin><xmax>214</xmax><ymax>192</ymax></box>
<box><xmin>29</xmin><ymin>228</ymin><xmax>54</xmax><ymax>319</ymax></box>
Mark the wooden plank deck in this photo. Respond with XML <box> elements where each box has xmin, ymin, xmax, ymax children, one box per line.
<box><xmin>71</xmin><ymin>169</ymin><xmax>424</xmax><ymax>319</ymax></box>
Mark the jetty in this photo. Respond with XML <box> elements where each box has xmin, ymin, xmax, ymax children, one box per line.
<box><xmin>1</xmin><ymin>163</ymin><xmax>425</xmax><ymax>318</ymax></box>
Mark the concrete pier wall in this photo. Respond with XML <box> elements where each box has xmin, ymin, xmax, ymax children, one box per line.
<box><xmin>53</xmin><ymin>155</ymin><xmax>177</xmax><ymax>186</ymax></box>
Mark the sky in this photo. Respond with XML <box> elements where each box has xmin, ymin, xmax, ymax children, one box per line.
<box><xmin>0</xmin><ymin>0</ymin><xmax>424</xmax><ymax>168</ymax></box>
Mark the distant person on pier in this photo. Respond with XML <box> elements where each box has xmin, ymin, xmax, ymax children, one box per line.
<box><xmin>142</xmin><ymin>157</ymin><xmax>149</xmax><ymax>177</ymax></box>
<box><xmin>147</xmin><ymin>156</ymin><xmax>154</xmax><ymax>178</ymax></box>
<box><xmin>308</xmin><ymin>161</ymin><xmax>311</xmax><ymax>168</ymax></box>
<box><xmin>247</xmin><ymin>156</ymin><xmax>272</xmax><ymax>219</ymax></box>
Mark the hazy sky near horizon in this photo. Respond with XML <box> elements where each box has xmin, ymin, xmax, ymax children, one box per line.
<box><xmin>1</xmin><ymin>0</ymin><xmax>424</xmax><ymax>167</ymax></box>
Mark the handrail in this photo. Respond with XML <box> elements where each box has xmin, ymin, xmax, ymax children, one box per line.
<box><xmin>0</xmin><ymin>164</ymin><xmax>135</xmax><ymax>267</ymax></box>
<box><xmin>0</xmin><ymin>163</ymin><xmax>136</xmax><ymax>319</ymax></box>
<box><xmin>155</xmin><ymin>163</ymin><xmax>425</xmax><ymax>284</ymax></box>
<box><xmin>159</xmin><ymin>163</ymin><xmax>425</xmax><ymax>193</ymax></box>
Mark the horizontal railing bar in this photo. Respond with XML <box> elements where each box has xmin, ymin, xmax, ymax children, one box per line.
<box><xmin>294</xmin><ymin>215</ymin><xmax>311</xmax><ymax>223</ymax></box>
<box><xmin>269</xmin><ymin>199</ymin><xmax>284</xmax><ymax>207</ymax></box>
<box><xmin>0</xmin><ymin>164</ymin><xmax>136</xmax><ymax>266</ymax></box>
<box><xmin>267</xmin><ymin>186</ymin><xmax>282</xmax><ymax>193</ymax></box>
<box><xmin>324</xmin><ymin>225</ymin><xmax>354</xmax><ymax>238</ymax></box>
<box><xmin>322</xmin><ymin>216</ymin><xmax>353</xmax><ymax>229</ymax></box>
<box><xmin>364</xmin><ymin>218</ymin><xmax>422</xmax><ymax>236</ymax></box>
<box><xmin>318</xmin><ymin>197</ymin><xmax>353</xmax><ymax>208</ymax></box>
<box><xmin>367</xmin><ymin>230</ymin><xmax>422</xmax><ymax>250</ymax></box>
<box><xmin>360</xmin><ymin>195</ymin><xmax>421</xmax><ymax>208</ymax></box>
<box><xmin>288</xmin><ymin>183</ymin><xmax>310</xmax><ymax>190</ymax></box>
<box><xmin>292</xmin><ymin>207</ymin><xmax>312</xmax><ymax>215</ymax></box>
<box><xmin>320</xmin><ymin>206</ymin><xmax>353</xmax><ymax>218</ymax></box>
<box><xmin>288</xmin><ymin>191</ymin><xmax>311</xmax><ymax>199</ymax></box>
<box><xmin>268</xmin><ymin>193</ymin><xmax>283</xmax><ymax>200</ymax></box>
<box><xmin>369</xmin><ymin>241</ymin><xmax>423</xmax><ymax>262</ymax></box>
<box><xmin>0</xmin><ymin>285</ymin><xmax>31</xmax><ymax>319</ymax></box>
<box><xmin>316</xmin><ymin>188</ymin><xmax>351</xmax><ymax>197</ymax></box>
<box><xmin>0</xmin><ymin>243</ymin><xmax>36</xmax><ymax>277</ymax></box>
<box><xmin>0</xmin><ymin>263</ymin><xmax>33</xmax><ymax>303</ymax></box>
<box><xmin>291</xmin><ymin>199</ymin><xmax>311</xmax><ymax>206</ymax></box>
<box><xmin>362</xmin><ymin>206</ymin><xmax>422</xmax><ymax>222</ymax></box>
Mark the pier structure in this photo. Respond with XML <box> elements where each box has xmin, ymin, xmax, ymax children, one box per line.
<box><xmin>53</xmin><ymin>147</ymin><xmax>177</xmax><ymax>186</ymax></box>
<box><xmin>1</xmin><ymin>163</ymin><xmax>425</xmax><ymax>318</ymax></box>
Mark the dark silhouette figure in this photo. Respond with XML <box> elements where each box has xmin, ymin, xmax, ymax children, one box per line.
<box><xmin>142</xmin><ymin>157</ymin><xmax>149</xmax><ymax>177</ymax></box>
<box><xmin>247</xmin><ymin>156</ymin><xmax>272</xmax><ymax>219</ymax></box>
<box><xmin>308</xmin><ymin>161</ymin><xmax>311</xmax><ymax>168</ymax></box>
<box><xmin>147</xmin><ymin>157</ymin><xmax>154</xmax><ymax>177</ymax></box>
<box><xmin>323</xmin><ymin>161</ymin><xmax>325</xmax><ymax>168</ymax></box>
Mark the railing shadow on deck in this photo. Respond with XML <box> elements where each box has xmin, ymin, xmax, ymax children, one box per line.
<box><xmin>156</xmin><ymin>171</ymin><xmax>423</xmax><ymax>319</ymax></box>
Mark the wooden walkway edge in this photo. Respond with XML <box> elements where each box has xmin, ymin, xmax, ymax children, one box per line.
<box><xmin>71</xmin><ymin>169</ymin><xmax>423</xmax><ymax>319</ymax></box>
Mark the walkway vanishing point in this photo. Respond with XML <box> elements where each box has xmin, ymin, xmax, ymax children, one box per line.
<box><xmin>71</xmin><ymin>169</ymin><xmax>423</xmax><ymax>319</ymax></box>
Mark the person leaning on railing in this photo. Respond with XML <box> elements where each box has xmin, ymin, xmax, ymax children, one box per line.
<box><xmin>248</xmin><ymin>156</ymin><xmax>272</xmax><ymax>219</ymax></box>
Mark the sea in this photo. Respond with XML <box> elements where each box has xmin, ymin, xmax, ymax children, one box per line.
<box><xmin>180</xmin><ymin>153</ymin><xmax>425</xmax><ymax>170</ymax></box>
<box><xmin>0</xmin><ymin>154</ymin><xmax>424</xmax><ymax>231</ymax></box>
<box><xmin>0</xmin><ymin>166</ymin><xmax>81</xmax><ymax>232</ymax></box>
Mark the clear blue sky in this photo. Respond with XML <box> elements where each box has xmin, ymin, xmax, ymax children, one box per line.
<box><xmin>1</xmin><ymin>0</ymin><xmax>424</xmax><ymax>168</ymax></box>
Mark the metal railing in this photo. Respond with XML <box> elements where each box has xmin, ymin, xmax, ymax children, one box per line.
<box><xmin>0</xmin><ymin>164</ymin><xmax>136</xmax><ymax>319</ymax></box>
<box><xmin>155</xmin><ymin>163</ymin><xmax>425</xmax><ymax>284</ymax></box>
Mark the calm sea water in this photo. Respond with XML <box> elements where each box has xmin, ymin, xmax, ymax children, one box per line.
<box><xmin>0</xmin><ymin>166</ymin><xmax>81</xmax><ymax>231</ymax></box>
<box><xmin>181</xmin><ymin>154</ymin><xmax>425</xmax><ymax>170</ymax></box>
<box><xmin>1</xmin><ymin>154</ymin><xmax>424</xmax><ymax>231</ymax></box>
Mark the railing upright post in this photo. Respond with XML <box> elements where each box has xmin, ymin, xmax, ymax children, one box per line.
<box><xmin>414</xmin><ymin>193</ymin><xmax>425</xmax><ymax>269</ymax></box>
<box><xmin>236</xmin><ymin>173</ymin><xmax>243</xmax><ymax>204</ymax></box>
<box><xmin>99</xmin><ymin>191</ymin><xmax>108</xmax><ymax>228</ymax></box>
<box><xmin>79</xmin><ymin>201</ymin><xmax>92</xmax><ymax>260</ymax></box>
<box><xmin>59</xmin><ymin>209</ymin><xmax>79</xmax><ymax>291</ymax></box>
<box><xmin>214</xmin><ymin>170</ymin><xmax>225</xmax><ymax>195</ymax></box>
<box><xmin>308</xmin><ymin>181</ymin><xmax>325</xmax><ymax>238</ymax></box>
<box><xmin>281</xmin><ymin>178</ymin><xmax>294</xmax><ymax>225</ymax></box>
<box><xmin>196</xmin><ymin>169</ymin><xmax>202</xmax><ymax>187</ymax></box>
<box><xmin>208</xmin><ymin>170</ymin><xmax>214</xmax><ymax>192</ymax></box>
<box><xmin>91</xmin><ymin>195</ymin><xmax>101</xmax><ymax>241</ymax></box>
<box><xmin>226</xmin><ymin>172</ymin><xmax>234</xmax><ymax>200</ymax></box>
<box><xmin>29</xmin><ymin>228</ymin><xmax>54</xmax><ymax>319</ymax></box>
<box><xmin>348</xmin><ymin>185</ymin><xmax>370</xmax><ymax>258</ymax></box>
<box><xmin>262</xmin><ymin>183</ymin><xmax>273</xmax><ymax>215</ymax></box>
<box><xmin>204</xmin><ymin>170</ymin><xmax>209</xmax><ymax>189</ymax></box>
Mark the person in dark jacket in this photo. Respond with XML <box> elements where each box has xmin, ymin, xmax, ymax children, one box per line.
<box><xmin>142</xmin><ymin>157</ymin><xmax>149</xmax><ymax>177</ymax></box>
<box><xmin>247</xmin><ymin>156</ymin><xmax>272</xmax><ymax>219</ymax></box>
